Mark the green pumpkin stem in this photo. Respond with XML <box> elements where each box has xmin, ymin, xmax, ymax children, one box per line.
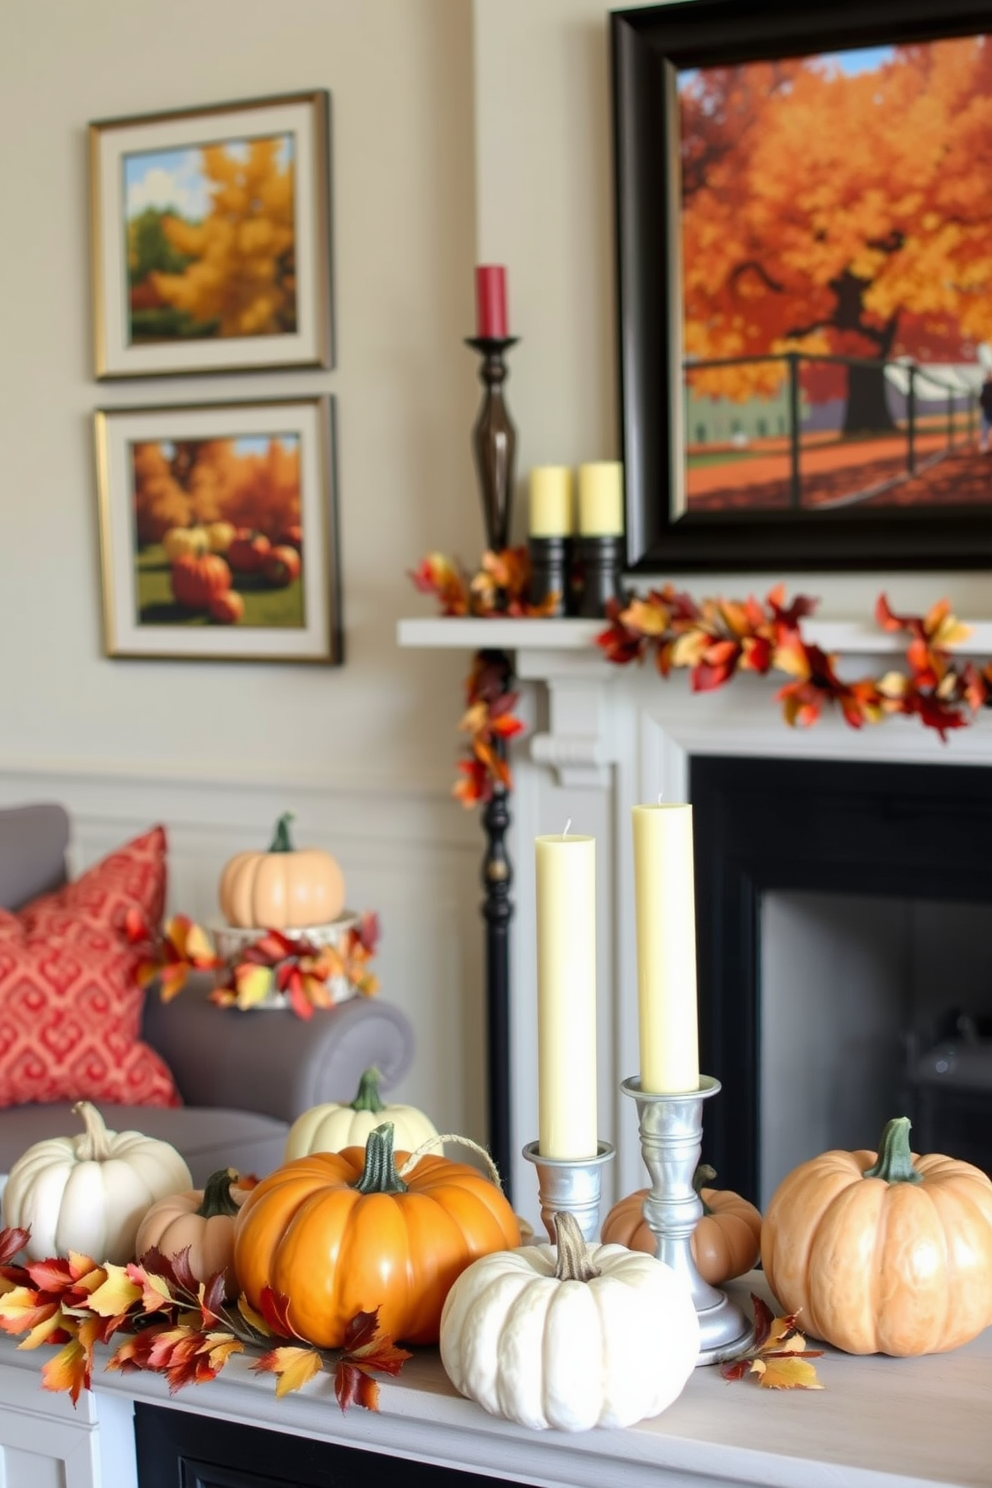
<box><xmin>268</xmin><ymin>812</ymin><xmax>296</xmax><ymax>853</ymax></box>
<box><xmin>862</xmin><ymin>1117</ymin><xmax>923</xmax><ymax>1185</ymax></box>
<box><xmin>350</xmin><ymin>1067</ymin><xmax>386</xmax><ymax>1115</ymax></box>
<box><xmin>197</xmin><ymin>1168</ymin><xmax>242</xmax><ymax>1220</ymax></box>
<box><xmin>693</xmin><ymin>1163</ymin><xmax>717</xmax><ymax>1216</ymax></box>
<box><xmin>553</xmin><ymin>1212</ymin><xmax>600</xmax><ymax>1283</ymax></box>
<box><xmin>353</xmin><ymin>1123</ymin><xmax>408</xmax><ymax>1195</ymax></box>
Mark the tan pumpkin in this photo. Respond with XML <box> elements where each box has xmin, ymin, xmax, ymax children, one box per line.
<box><xmin>134</xmin><ymin>1168</ymin><xmax>248</xmax><ymax>1295</ymax></box>
<box><xmin>761</xmin><ymin>1116</ymin><xmax>992</xmax><ymax>1357</ymax></box>
<box><xmin>218</xmin><ymin>812</ymin><xmax>346</xmax><ymax>929</ymax></box>
<box><xmin>601</xmin><ymin>1165</ymin><xmax>761</xmax><ymax>1285</ymax></box>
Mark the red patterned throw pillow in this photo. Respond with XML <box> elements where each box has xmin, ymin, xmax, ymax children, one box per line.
<box><xmin>0</xmin><ymin>826</ymin><xmax>180</xmax><ymax>1109</ymax></box>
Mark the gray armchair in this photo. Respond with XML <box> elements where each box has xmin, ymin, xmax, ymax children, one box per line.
<box><xmin>0</xmin><ymin>803</ymin><xmax>415</xmax><ymax>1184</ymax></box>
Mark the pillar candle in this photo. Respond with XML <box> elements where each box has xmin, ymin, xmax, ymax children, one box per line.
<box><xmin>577</xmin><ymin>461</ymin><xmax>624</xmax><ymax>536</ymax></box>
<box><xmin>475</xmin><ymin>265</ymin><xmax>508</xmax><ymax>338</ymax></box>
<box><xmin>535</xmin><ymin>832</ymin><xmax>597</xmax><ymax>1158</ymax></box>
<box><xmin>529</xmin><ymin>466</ymin><xmax>574</xmax><ymax>537</ymax></box>
<box><xmin>632</xmin><ymin>803</ymin><xmax>700</xmax><ymax>1093</ymax></box>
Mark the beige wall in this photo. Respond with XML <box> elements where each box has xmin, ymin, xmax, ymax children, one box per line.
<box><xmin>0</xmin><ymin>0</ymin><xmax>988</xmax><ymax>1154</ymax></box>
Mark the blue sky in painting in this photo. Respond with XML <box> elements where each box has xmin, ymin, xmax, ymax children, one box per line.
<box><xmin>123</xmin><ymin>135</ymin><xmax>294</xmax><ymax>222</ymax></box>
<box><xmin>156</xmin><ymin>434</ymin><xmax>299</xmax><ymax>460</ymax></box>
<box><xmin>678</xmin><ymin>43</ymin><xmax>898</xmax><ymax>91</ymax></box>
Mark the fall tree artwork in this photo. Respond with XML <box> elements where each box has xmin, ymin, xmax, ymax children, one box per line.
<box><xmin>124</xmin><ymin>134</ymin><xmax>297</xmax><ymax>345</ymax></box>
<box><xmin>131</xmin><ymin>434</ymin><xmax>306</xmax><ymax>630</ymax></box>
<box><xmin>679</xmin><ymin>33</ymin><xmax>992</xmax><ymax>515</ymax></box>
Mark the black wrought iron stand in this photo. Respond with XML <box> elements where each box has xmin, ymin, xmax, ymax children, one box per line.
<box><xmin>465</xmin><ymin>336</ymin><xmax>519</xmax><ymax>1199</ymax></box>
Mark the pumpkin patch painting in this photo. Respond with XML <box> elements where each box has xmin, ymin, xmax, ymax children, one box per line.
<box><xmin>130</xmin><ymin>432</ymin><xmax>306</xmax><ymax>631</ymax></box>
<box><xmin>95</xmin><ymin>398</ymin><xmax>340</xmax><ymax>663</ymax></box>
<box><xmin>678</xmin><ymin>33</ymin><xmax>992</xmax><ymax>516</ymax></box>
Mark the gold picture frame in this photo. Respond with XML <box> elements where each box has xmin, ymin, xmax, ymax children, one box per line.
<box><xmin>94</xmin><ymin>397</ymin><xmax>342</xmax><ymax>663</ymax></box>
<box><xmin>90</xmin><ymin>91</ymin><xmax>333</xmax><ymax>379</ymax></box>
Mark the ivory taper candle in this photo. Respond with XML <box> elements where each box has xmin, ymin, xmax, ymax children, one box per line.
<box><xmin>535</xmin><ymin>832</ymin><xmax>597</xmax><ymax>1158</ymax></box>
<box><xmin>529</xmin><ymin>465</ymin><xmax>574</xmax><ymax>536</ymax></box>
<box><xmin>577</xmin><ymin>461</ymin><xmax>624</xmax><ymax>536</ymax></box>
<box><xmin>632</xmin><ymin>803</ymin><xmax>700</xmax><ymax>1093</ymax></box>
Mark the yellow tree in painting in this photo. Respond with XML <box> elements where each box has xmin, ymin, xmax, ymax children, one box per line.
<box><xmin>681</xmin><ymin>36</ymin><xmax>992</xmax><ymax>432</ymax></box>
<box><xmin>153</xmin><ymin>139</ymin><xmax>296</xmax><ymax>338</ymax></box>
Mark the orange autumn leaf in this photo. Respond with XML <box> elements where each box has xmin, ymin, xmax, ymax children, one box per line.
<box><xmin>750</xmin><ymin>1354</ymin><xmax>824</xmax><ymax>1390</ymax></box>
<box><xmin>252</xmin><ymin>1345</ymin><xmax>323</xmax><ymax>1397</ymax></box>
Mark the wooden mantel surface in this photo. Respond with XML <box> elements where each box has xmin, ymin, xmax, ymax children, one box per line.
<box><xmin>6</xmin><ymin>1276</ymin><xmax>991</xmax><ymax>1488</ymax></box>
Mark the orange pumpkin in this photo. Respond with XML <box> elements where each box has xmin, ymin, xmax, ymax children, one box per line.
<box><xmin>218</xmin><ymin>812</ymin><xmax>346</xmax><ymax>929</ymax></box>
<box><xmin>135</xmin><ymin>1168</ymin><xmax>248</xmax><ymax>1295</ymax></box>
<box><xmin>233</xmin><ymin>1123</ymin><xmax>521</xmax><ymax>1348</ymax></box>
<box><xmin>761</xmin><ymin>1116</ymin><xmax>992</xmax><ymax>1356</ymax></box>
<box><xmin>171</xmin><ymin>552</ymin><xmax>232</xmax><ymax>610</ymax></box>
<box><xmin>601</xmin><ymin>1165</ymin><xmax>761</xmax><ymax>1285</ymax></box>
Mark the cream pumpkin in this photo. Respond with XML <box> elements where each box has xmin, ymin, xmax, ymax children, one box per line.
<box><xmin>440</xmin><ymin>1211</ymin><xmax>699</xmax><ymax>1431</ymax></box>
<box><xmin>601</xmin><ymin>1165</ymin><xmax>761</xmax><ymax>1285</ymax></box>
<box><xmin>218</xmin><ymin>812</ymin><xmax>346</xmax><ymax>929</ymax></box>
<box><xmin>162</xmin><ymin>525</ymin><xmax>209</xmax><ymax>561</ymax></box>
<box><xmin>2</xmin><ymin>1102</ymin><xmax>192</xmax><ymax>1264</ymax></box>
<box><xmin>134</xmin><ymin>1167</ymin><xmax>248</xmax><ymax>1295</ymax></box>
<box><xmin>761</xmin><ymin>1116</ymin><xmax>992</xmax><ymax>1356</ymax></box>
<box><xmin>284</xmin><ymin>1067</ymin><xmax>439</xmax><ymax>1161</ymax></box>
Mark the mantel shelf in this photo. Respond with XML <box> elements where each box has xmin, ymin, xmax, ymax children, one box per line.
<box><xmin>398</xmin><ymin>615</ymin><xmax>992</xmax><ymax>658</ymax></box>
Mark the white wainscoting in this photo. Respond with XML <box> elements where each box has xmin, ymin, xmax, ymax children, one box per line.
<box><xmin>0</xmin><ymin>765</ymin><xmax>486</xmax><ymax>1156</ymax></box>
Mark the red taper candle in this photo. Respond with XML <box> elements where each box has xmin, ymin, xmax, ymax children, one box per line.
<box><xmin>475</xmin><ymin>265</ymin><xmax>508</xmax><ymax>339</ymax></box>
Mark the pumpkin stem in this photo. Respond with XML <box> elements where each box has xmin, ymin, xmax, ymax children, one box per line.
<box><xmin>862</xmin><ymin>1117</ymin><xmax>924</xmax><ymax>1185</ymax></box>
<box><xmin>553</xmin><ymin>1212</ymin><xmax>600</xmax><ymax>1283</ymax></box>
<box><xmin>352</xmin><ymin>1123</ymin><xmax>409</xmax><ymax>1195</ymax></box>
<box><xmin>197</xmin><ymin>1168</ymin><xmax>242</xmax><ymax>1220</ymax></box>
<box><xmin>693</xmin><ymin>1163</ymin><xmax>717</xmax><ymax>1216</ymax></box>
<box><xmin>350</xmin><ymin>1067</ymin><xmax>385</xmax><ymax>1114</ymax></box>
<box><xmin>268</xmin><ymin>812</ymin><xmax>296</xmax><ymax>853</ymax></box>
<box><xmin>72</xmin><ymin>1101</ymin><xmax>113</xmax><ymax>1162</ymax></box>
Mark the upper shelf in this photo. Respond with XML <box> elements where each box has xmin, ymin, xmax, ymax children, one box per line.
<box><xmin>398</xmin><ymin>616</ymin><xmax>992</xmax><ymax>657</ymax></box>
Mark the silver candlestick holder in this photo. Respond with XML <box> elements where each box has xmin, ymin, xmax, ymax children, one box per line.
<box><xmin>621</xmin><ymin>1075</ymin><xmax>754</xmax><ymax>1366</ymax></box>
<box><xmin>522</xmin><ymin>1140</ymin><xmax>615</xmax><ymax>1243</ymax></box>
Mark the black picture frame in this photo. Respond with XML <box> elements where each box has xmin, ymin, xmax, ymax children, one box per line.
<box><xmin>611</xmin><ymin>0</ymin><xmax>992</xmax><ymax>573</ymax></box>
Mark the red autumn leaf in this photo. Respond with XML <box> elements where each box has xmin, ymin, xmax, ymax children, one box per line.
<box><xmin>0</xmin><ymin>1227</ymin><xmax>29</xmax><ymax>1268</ymax></box>
<box><xmin>259</xmin><ymin>1286</ymin><xmax>300</xmax><ymax>1340</ymax></box>
<box><xmin>335</xmin><ymin>1358</ymin><xmax>381</xmax><ymax>1412</ymax></box>
<box><xmin>751</xmin><ymin>1293</ymin><xmax>775</xmax><ymax>1350</ymax></box>
<box><xmin>691</xmin><ymin>656</ymin><xmax>738</xmax><ymax>692</ymax></box>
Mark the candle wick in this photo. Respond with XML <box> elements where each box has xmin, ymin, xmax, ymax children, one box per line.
<box><xmin>563</xmin><ymin>818</ymin><xmax>571</xmax><ymax>837</ymax></box>
<box><xmin>657</xmin><ymin>792</ymin><xmax>664</xmax><ymax>804</ymax></box>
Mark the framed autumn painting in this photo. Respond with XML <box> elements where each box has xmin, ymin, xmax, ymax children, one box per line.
<box><xmin>94</xmin><ymin>397</ymin><xmax>342</xmax><ymax>663</ymax></box>
<box><xmin>90</xmin><ymin>92</ymin><xmax>333</xmax><ymax>378</ymax></box>
<box><xmin>612</xmin><ymin>0</ymin><xmax>992</xmax><ymax>571</ymax></box>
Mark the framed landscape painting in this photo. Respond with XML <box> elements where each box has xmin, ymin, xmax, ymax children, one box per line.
<box><xmin>90</xmin><ymin>92</ymin><xmax>333</xmax><ymax>378</ymax></box>
<box><xmin>612</xmin><ymin>0</ymin><xmax>992</xmax><ymax>571</ymax></box>
<box><xmin>94</xmin><ymin>397</ymin><xmax>341</xmax><ymax>663</ymax></box>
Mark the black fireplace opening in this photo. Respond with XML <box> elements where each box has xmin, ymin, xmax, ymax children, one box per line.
<box><xmin>691</xmin><ymin>756</ymin><xmax>992</xmax><ymax>1206</ymax></box>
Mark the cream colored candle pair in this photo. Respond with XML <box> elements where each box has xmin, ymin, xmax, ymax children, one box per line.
<box><xmin>528</xmin><ymin>461</ymin><xmax>624</xmax><ymax>538</ymax></box>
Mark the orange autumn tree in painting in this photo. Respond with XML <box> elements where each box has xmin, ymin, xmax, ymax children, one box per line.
<box><xmin>680</xmin><ymin>35</ymin><xmax>992</xmax><ymax>434</ymax></box>
<box><xmin>152</xmin><ymin>139</ymin><xmax>296</xmax><ymax>339</ymax></box>
<box><xmin>133</xmin><ymin>438</ymin><xmax>301</xmax><ymax>546</ymax></box>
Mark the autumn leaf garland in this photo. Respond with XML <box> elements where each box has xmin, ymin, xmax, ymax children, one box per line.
<box><xmin>0</xmin><ymin>1225</ymin><xmax>409</xmax><ymax>1412</ymax></box>
<box><xmin>410</xmin><ymin>549</ymin><xmax>992</xmax><ymax>807</ymax></box>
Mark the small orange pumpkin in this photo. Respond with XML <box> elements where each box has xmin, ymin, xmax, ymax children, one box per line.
<box><xmin>761</xmin><ymin>1117</ymin><xmax>992</xmax><ymax>1357</ymax></box>
<box><xmin>601</xmin><ymin>1165</ymin><xmax>761</xmax><ymax>1285</ymax></box>
<box><xmin>218</xmin><ymin>812</ymin><xmax>346</xmax><ymax>929</ymax></box>
<box><xmin>233</xmin><ymin>1123</ymin><xmax>521</xmax><ymax>1348</ymax></box>
<box><xmin>134</xmin><ymin>1168</ymin><xmax>248</xmax><ymax>1295</ymax></box>
<box><xmin>171</xmin><ymin>552</ymin><xmax>232</xmax><ymax>610</ymax></box>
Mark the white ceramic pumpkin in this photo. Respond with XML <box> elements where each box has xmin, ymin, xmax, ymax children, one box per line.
<box><xmin>283</xmin><ymin>1067</ymin><xmax>440</xmax><ymax>1161</ymax></box>
<box><xmin>2</xmin><ymin>1102</ymin><xmax>193</xmax><ymax>1264</ymax></box>
<box><xmin>439</xmin><ymin>1212</ymin><xmax>700</xmax><ymax>1431</ymax></box>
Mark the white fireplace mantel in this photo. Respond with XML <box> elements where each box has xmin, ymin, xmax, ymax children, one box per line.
<box><xmin>398</xmin><ymin>616</ymin><xmax>992</xmax><ymax>1214</ymax></box>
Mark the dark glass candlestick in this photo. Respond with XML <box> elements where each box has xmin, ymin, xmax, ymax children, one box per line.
<box><xmin>465</xmin><ymin>336</ymin><xmax>519</xmax><ymax>553</ymax></box>
<box><xmin>573</xmin><ymin>534</ymin><xmax>626</xmax><ymax>617</ymax></box>
<box><xmin>527</xmin><ymin>535</ymin><xmax>569</xmax><ymax>616</ymax></box>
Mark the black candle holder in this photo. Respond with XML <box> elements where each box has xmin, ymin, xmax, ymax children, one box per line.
<box><xmin>573</xmin><ymin>534</ymin><xmax>626</xmax><ymax>618</ymax></box>
<box><xmin>465</xmin><ymin>336</ymin><xmax>519</xmax><ymax>554</ymax></box>
<box><xmin>527</xmin><ymin>535</ymin><xmax>570</xmax><ymax>616</ymax></box>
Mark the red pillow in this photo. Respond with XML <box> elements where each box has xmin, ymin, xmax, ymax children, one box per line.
<box><xmin>0</xmin><ymin>826</ymin><xmax>180</xmax><ymax>1110</ymax></box>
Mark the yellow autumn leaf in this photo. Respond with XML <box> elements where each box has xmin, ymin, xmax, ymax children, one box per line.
<box><xmin>253</xmin><ymin>1345</ymin><xmax>323</xmax><ymax>1397</ymax></box>
<box><xmin>235</xmin><ymin>965</ymin><xmax>276</xmax><ymax>1010</ymax></box>
<box><xmin>202</xmin><ymin>1332</ymin><xmax>244</xmax><ymax>1371</ymax></box>
<box><xmin>237</xmin><ymin>1293</ymin><xmax>272</xmax><ymax>1336</ymax></box>
<box><xmin>18</xmin><ymin>1309</ymin><xmax>69</xmax><ymax>1351</ymax></box>
<box><xmin>87</xmin><ymin>1265</ymin><xmax>142</xmax><ymax>1318</ymax></box>
<box><xmin>876</xmin><ymin>670</ymin><xmax>908</xmax><ymax>698</ymax></box>
<box><xmin>40</xmin><ymin>1335</ymin><xmax>88</xmax><ymax>1399</ymax></box>
<box><xmin>750</xmin><ymin>1355</ymin><xmax>823</xmax><ymax>1389</ymax></box>
<box><xmin>619</xmin><ymin>598</ymin><xmax>670</xmax><ymax>636</ymax></box>
<box><xmin>770</xmin><ymin>640</ymin><xmax>812</xmax><ymax>680</ymax></box>
<box><xmin>670</xmin><ymin>630</ymin><xmax>711</xmax><ymax>668</ymax></box>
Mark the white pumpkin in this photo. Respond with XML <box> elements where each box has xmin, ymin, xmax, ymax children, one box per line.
<box><xmin>283</xmin><ymin>1067</ymin><xmax>439</xmax><ymax>1161</ymax></box>
<box><xmin>439</xmin><ymin>1211</ymin><xmax>700</xmax><ymax>1432</ymax></box>
<box><xmin>2</xmin><ymin>1102</ymin><xmax>192</xmax><ymax>1264</ymax></box>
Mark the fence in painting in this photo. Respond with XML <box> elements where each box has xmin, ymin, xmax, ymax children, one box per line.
<box><xmin>683</xmin><ymin>350</ymin><xmax>981</xmax><ymax>510</ymax></box>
